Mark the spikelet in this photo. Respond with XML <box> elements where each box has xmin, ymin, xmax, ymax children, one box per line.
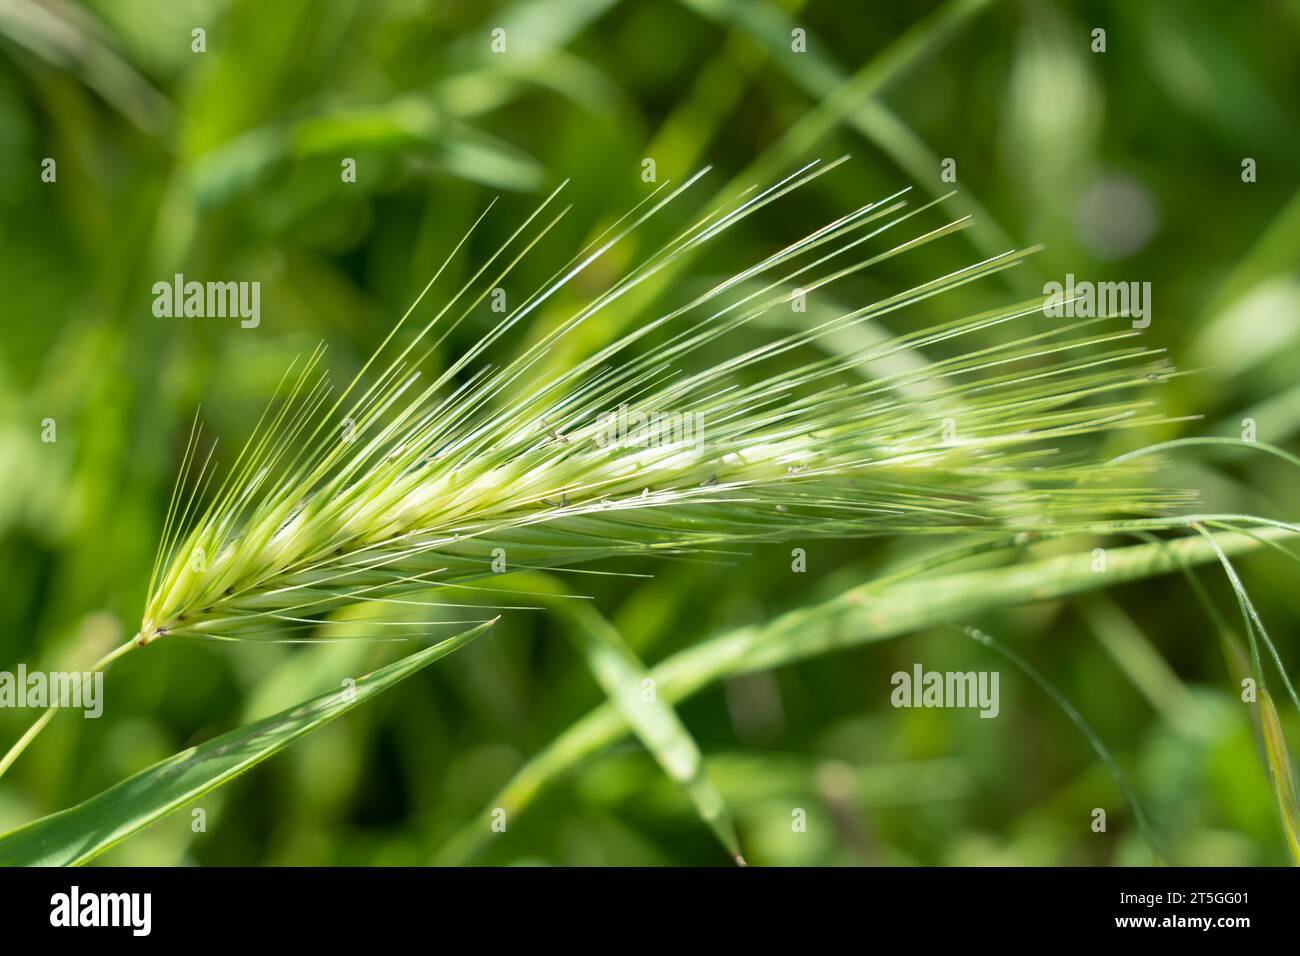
<box><xmin>142</xmin><ymin>161</ymin><xmax>1182</xmax><ymax>645</ymax></box>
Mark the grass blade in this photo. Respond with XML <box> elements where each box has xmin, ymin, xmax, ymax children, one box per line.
<box><xmin>1259</xmin><ymin>689</ymin><xmax>1300</xmax><ymax>865</ymax></box>
<box><xmin>0</xmin><ymin>619</ymin><xmax>496</xmax><ymax>866</ymax></box>
<box><xmin>560</xmin><ymin>601</ymin><xmax>745</xmax><ymax>864</ymax></box>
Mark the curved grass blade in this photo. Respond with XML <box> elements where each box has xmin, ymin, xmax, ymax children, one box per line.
<box><xmin>1259</xmin><ymin>689</ymin><xmax>1300</xmax><ymax>865</ymax></box>
<box><xmin>1132</xmin><ymin>527</ymin><xmax>1300</xmax><ymax>863</ymax></box>
<box><xmin>1191</xmin><ymin>521</ymin><xmax>1300</xmax><ymax>864</ymax></box>
<box><xmin>0</xmin><ymin>619</ymin><xmax>496</xmax><ymax>867</ymax></box>
<box><xmin>1193</xmin><ymin>523</ymin><xmax>1300</xmax><ymax>711</ymax></box>
<box><xmin>559</xmin><ymin>600</ymin><xmax>745</xmax><ymax>864</ymax></box>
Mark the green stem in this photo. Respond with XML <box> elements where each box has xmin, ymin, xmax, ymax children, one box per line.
<box><xmin>437</xmin><ymin>527</ymin><xmax>1279</xmax><ymax>864</ymax></box>
<box><xmin>0</xmin><ymin>635</ymin><xmax>141</xmax><ymax>781</ymax></box>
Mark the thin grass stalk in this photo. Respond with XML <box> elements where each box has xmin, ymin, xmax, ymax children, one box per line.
<box><xmin>437</xmin><ymin>526</ymin><xmax>1281</xmax><ymax>862</ymax></box>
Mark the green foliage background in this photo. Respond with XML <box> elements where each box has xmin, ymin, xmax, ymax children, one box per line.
<box><xmin>1</xmin><ymin>0</ymin><xmax>1299</xmax><ymax>865</ymax></box>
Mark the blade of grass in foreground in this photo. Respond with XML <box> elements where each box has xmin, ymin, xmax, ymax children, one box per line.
<box><xmin>437</xmin><ymin>527</ymin><xmax>1279</xmax><ymax>863</ymax></box>
<box><xmin>1259</xmin><ymin>689</ymin><xmax>1300</xmax><ymax>864</ymax></box>
<box><xmin>559</xmin><ymin>599</ymin><xmax>745</xmax><ymax>864</ymax></box>
<box><xmin>1142</xmin><ymin>526</ymin><xmax>1300</xmax><ymax>864</ymax></box>
<box><xmin>1191</xmin><ymin>521</ymin><xmax>1300</xmax><ymax>864</ymax></box>
<box><xmin>0</xmin><ymin>620</ymin><xmax>496</xmax><ymax>867</ymax></box>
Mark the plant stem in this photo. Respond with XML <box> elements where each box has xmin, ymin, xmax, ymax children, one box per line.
<box><xmin>437</xmin><ymin>527</ymin><xmax>1278</xmax><ymax>863</ymax></box>
<box><xmin>0</xmin><ymin>634</ymin><xmax>141</xmax><ymax>781</ymax></box>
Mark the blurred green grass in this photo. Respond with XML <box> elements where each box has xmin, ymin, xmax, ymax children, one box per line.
<box><xmin>1</xmin><ymin>0</ymin><xmax>1298</xmax><ymax>865</ymax></box>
